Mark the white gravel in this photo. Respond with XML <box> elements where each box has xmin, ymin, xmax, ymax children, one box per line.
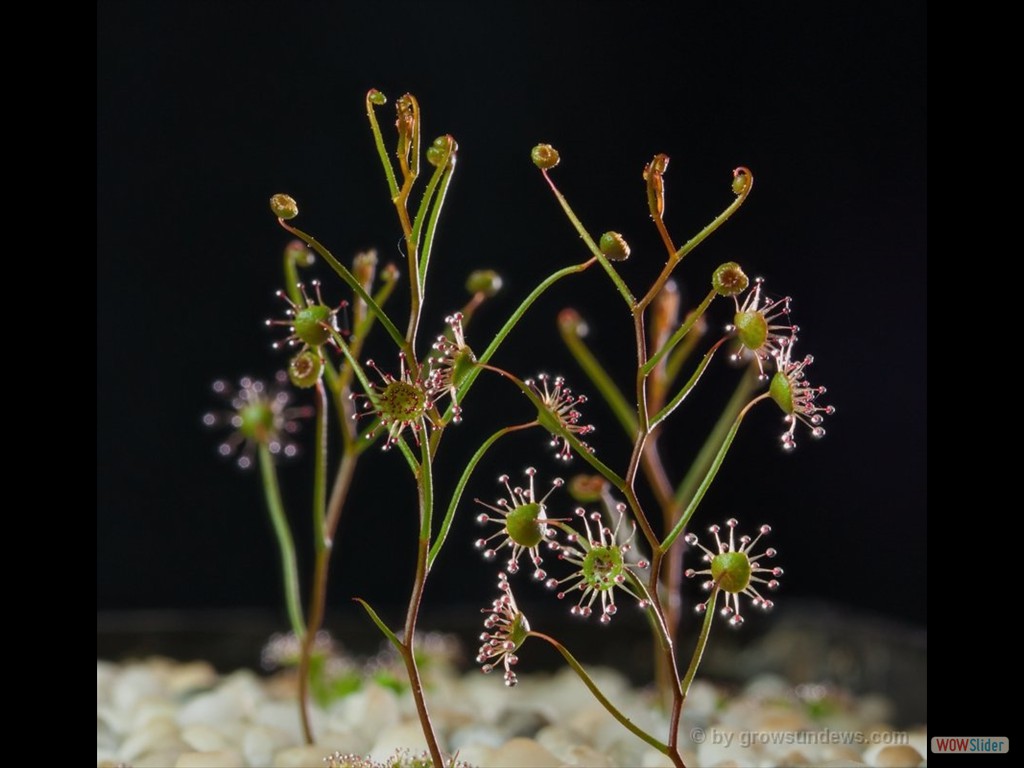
<box><xmin>97</xmin><ymin>658</ymin><xmax>926</xmax><ymax>767</ymax></box>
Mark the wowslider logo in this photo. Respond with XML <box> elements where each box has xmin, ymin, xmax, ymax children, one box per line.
<box><xmin>931</xmin><ymin>737</ymin><xmax>1008</xmax><ymax>754</ymax></box>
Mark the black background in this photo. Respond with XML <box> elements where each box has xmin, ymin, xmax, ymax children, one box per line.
<box><xmin>98</xmin><ymin>2</ymin><xmax>926</xmax><ymax>635</ymax></box>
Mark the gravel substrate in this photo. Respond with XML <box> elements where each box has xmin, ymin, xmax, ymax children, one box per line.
<box><xmin>97</xmin><ymin>654</ymin><xmax>927</xmax><ymax>767</ymax></box>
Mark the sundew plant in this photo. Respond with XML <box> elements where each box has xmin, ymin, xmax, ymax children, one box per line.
<box><xmin>205</xmin><ymin>90</ymin><xmax>833</xmax><ymax>768</ymax></box>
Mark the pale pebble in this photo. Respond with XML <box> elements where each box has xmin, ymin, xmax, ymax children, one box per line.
<box><xmin>488</xmin><ymin>736</ymin><xmax>567</xmax><ymax>767</ymax></box>
<box><xmin>776</xmin><ymin>748</ymin><xmax>812</xmax><ymax>766</ymax></box>
<box><xmin>821</xmin><ymin>744</ymin><xmax>866</xmax><ymax>763</ymax></box>
<box><xmin>113</xmin><ymin>666</ymin><xmax>166</xmax><ymax>712</ymax></box>
<box><xmin>367</xmin><ymin>721</ymin><xmax>430</xmax><ymax>762</ymax></box>
<box><xmin>855</xmin><ymin>694</ymin><xmax>894</xmax><ymax>724</ymax></box>
<box><xmin>454</xmin><ymin>742</ymin><xmax>497</xmax><ymax>767</ymax></box>
<box><xmin>564</xmin><ymin>744</ymin><xmax>613</xmax><ymax>767</ymax></box>
<box><xmin>119</xmin><ymin>715</ymin><xmax>185</xmax><ymax>761</ymax></box>
<box><xmin>695</xmin><ymin>729</ymin><xmax>758</xmax><ymax>768</ymax></box>
<box><xmin>640</xmin><ymin>749</ymin><xmax>676</xmax><ymax>768</ymax></box>
<box><xmin>566</xmin><ymin>705</ymin><xmax>620</xmax><ymax>746</ymax></box>
<box><xmin>133</xmin><ymin>698</ymin><xmax>180</xmax><ymax>731</ymax></box>
<box><xmin>255</xmin><ymin>699</ymin><xmax>318</xmax><ymax>743</ymax></box>
<box><xmin>754</xmin><ymin>707</ymin><xmax>812</xmax><ymax>732</ymax></box>
<box><xmin>316</xmin><ymin>730</ymin><xmax>367</xmax><ymax>755</ymax></box>
<box><xmin>134</xmin><ymin>748</ymin><xmax>191</xmax><ymax>768</ymax></box>
<box><xmin>98</xmin><ymin>715</ymin><xmax>118</xmax><ymax>751</ymax></box>
<box><xmin>166</xmin><ymin>660</ymin><xmax>219</xmax><ymax>694</ymax></box>
<box><xmin>458</xmin><ymin>671</ymin><xmax>516</xmax><ymax>723</ymax></box>
<box><xmin>98</xmin><ymin>660</ymin><xmax>119</xmax><ymax>702</ymax></box>
<box><xmin>684</xmin><ymin>679</ymin><xmax>720</xmax><ymax>719</ymax></box>
<box><xmin>219</xmin><ymin>669</ymin><xmax>268</xmax><ymax>711</ymax></box>
<box><xmin>905</xmin><ymin>729</ymin><xmax>928</xmax><ymax>761</ymax></box>
<box><xmin>181</xmin><ymin>723</ymin><xmax>232</xmax><ymax>752</ymax></box>
<box><xmin>871</xmin><ymin>744</ymin><xmax>924</xmax><ymax>768</ymax></box>
<box><xmin>275</xmin><ymin>744</ymin><xmax>338</xmax><ymax>767</ymax></box>
<box><xmin>498</xmin><ymin>707</ymin><xmax>548</xmax><ymax>739</ymax></box>
<box><xmin>177</xmin><ymin>689</ymin><xmax>242</xmax><ymax>727</ymax></box>
<box><xmin>98</xmin><ymin>704</ymin><xmax>132</xmax><ymax>737</ymax></box>
<box><xmin>449</xmin><ymin>723</ymin><xmax>506</xmax><ymax>751</ymax></box>
<box><xmin>174</xmin><ymin>749</ymin><xmax>246</xmax><ymax>767</ymax></box>
<box><xmin>319</xmin><ymin>723</ymin><xmax>369</xmax><ymax>756</ymax></box>
<box><xmin>744</xmin><ymin>673</ymin><xmax>792</xmax><ymax>699</ymax></box>
<box><xmin>535</xmin><ymin>725</ymin><xmax>582</xmax><ymax>761</ymax></box>
<box><xmin>336</xmin><ymin>683</ymin><xmax>401</xmax><ymax>737</ymax></box>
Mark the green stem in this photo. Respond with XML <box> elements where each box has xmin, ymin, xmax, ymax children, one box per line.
<box><xmin>479</xmin><ymin>363</ymin><xmax>627</xmax><ymax>490</ymax></box>
<box><xmin>283</xmin><ymin>250</ymin><xmax>304</xmax><ymax>307</ymax></box>
<box><xmin>312</xmin><ymin>381</ymin><xmax>328</xmax><ymax>552</ymax></box>
<box><xmin>428</xmin><ymin>422</ymin><xmax>535</xmax><ymax>568</ymax></box>
<box><xmin>650</xmin><ymin>337</ymin><xmax>728</xmax><ymax>429</ymax></box>
<box><xmin>442</xmin><ymin>258</ymin><xmax>597</xmax><ymax>423</ymax></box>
<box><xmin>401</xmin><ymin>426</ymin><xmax>445</xmax><ymax>768</ymax></box>
<box><xmin>541</xmin><ymin>169</ymin><xmax>636</xmax><ymax>308</ymax></box>
<box><xmin>276</xmin><ymin>219</ymin><xmax>410</xmax><ymax>358</ymax></box>
<box><xmin>417</xmin><ymin>417</ymin><xmax>433</xmax><ymax>541</ymax></box>
<box><xmin>351</xmin><ymin>272</ymin><xmax>400</xmax><ymax>352</ymax></box>
<box><xmin>559</xmin><ymin>317</ymin><xmax>638</xmax><ymax>437</ymax></box>
<box><xmin>527</xmin><ymin>631</ymin><xmax>675</xmax><ymax>759</ymax></box>
<box><xmin>664</xmin><ymin>320</ymin><xmax>706</xmax><ymax>390</ymax></box>
<box><xmin>416</xmin><ymin>151</ymin><xmax>457</xmax><ymax>290</ymax></box>
<box><xmin>330</xmin><ymin>329</ymin><xmax>374</xmax><ymax>399</ymax></box>
<box><xmin>353</xmin><ymin>597</ymin><xmax>401</xmax><ymax>649</ymax></box>
<box><xmin>643</xmin><ymin>289</ymin><xmax>717</xmax><ymax>376</ymax></box>
<box><xmin>296</xmin><ymin>382</ymin><xmax>335</xmax><ymax>745</ymax></box>
<box><xmin>673</xmin><ymin>367</ymin><xmax>759</xmax><ymax>509</ymax></box>
<box><xmin>662</xmin><ymin>392</ymin><xmax>770</xmax><ymax>550</ymax></box>
<box><xmin>366</xmin><ymin>90</ymin><xmax>400</xmax><ymax>200</ymax></box>
<box><xmin>680</xmin><ymin>586</ymin><xmax>719</xmax><ymax>702</ymax></box>
<box><xmin>396</xmin><ymin>434</ymin><xmax>420</xmax><ymax>474</ymax></box>
<box><xmin>257</xmin><ymin>444</ymin><xmax>305</xmax><ymax>638</ymax></box>
<box><xmin>637</xmin><ymin>167</ymin><xmax>753</xmax><ymax>312</ymax></box>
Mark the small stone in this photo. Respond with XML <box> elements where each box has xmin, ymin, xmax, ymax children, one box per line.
<box><xmin>113</xmin><ymin>666</ymin><xmax>166</xmax><ymax>713</ymax></box>
<box><xmin>133</xmin><ymin>699</ymin><xmax>179</xmax><ymax>731</ymax></box>
<box><xmin>368</xmin><ymin>722</ymin><xmax>429</xmax><ymax>762</ymax></box>
<box><xmin>97</xmin><ymin>714</ymin><xmax>118</xmax><ymax>752</ymax></box>
<box><xmin>872</xmin><ymin>744</ymin><xmax>923</xmax><ymax>767</ymax></box>
<box><xmin>744</xmin><ymin>673</ymin><xmax>791</xmax><ymax>699</ymax></box>
<box><xmin>455</xmin><ymin>743</ymin><xmax>497</xmax><ymax>767</ymax></box>
<box><xmin>254</xmin><ymin>699</ymin><xmax>311</xmax><ymax>743</ymax></box>
<box><xmin>337</xmin><ymin>683</ymin><xmax>401</xmax><ymax>737</ymax></box>
<box><xmin>490</xmin><ymin>737</ymin><xmax>567</xmax><ymax>767</ymax></box>
<box><xmin>97</xmin><ymin>660</ymin><xmax>118</xmax><ymax>702</ymax></box>
<box><xmin>275</xmin><ymin>744</ymin><xmax>337</xmax><ymax>767</ymax></box>
<box><xmin>166</xmin><ymin>661</ymin><xmax>218</xmax><ymax>694</ymax></box>
<box><xmin>821</xmin><ymin>745</ymin><xmax>864</xmax><ymax>763</ymax></box>
<box><xmin>755</xmin><ymin>708</ymin><xmax>812</xmax><ymax>732</ymax></box>
<box><xmin>120</xmin><ymin>715</ymin><xmax>185</xmax><ymax>761</ymax></box>
<box><xmin>776</xmin><ymin>749</ymin><xmax>812</xmax><ymax>766</ymax></box>
<box><xmin>135</xmin><ymin>748</ymin><xmax>191</xmax><ymax>768</ymax></box>
<box><xmin>449</xmin><ymin>723</ymin><xmax>505</xmax><ymax>751</ymax></box>
<box><xmin>177</xmin><ymin>689</ymin><xmax>240</xmax><ymax>728</ymax></box>
<box><xmin>181</xmin><ymin>723</ymin><xmax>231</xmax><ymax>752</ymax></box>
<box><xmin>695</xmin><ymin>728</ymin><xmax>755</xmax><ymax>768</ymax></box>
<box><xmin>242</xmin><ymin>723</ymin><xmax>296</xmax><ymax>767</ymax></box>
<box><xmin>500</xmin><ymin>708</ymin><xmax>549</xmax><ymax>739</ymax></box>
<box><xmin>536</xmin><ymin>725</ymin><xmax>580</xmax><ymax>760</ymax></box>
<box><xmin>683</xmin><ymin>680</ymin><xmax>719</xmax><ymax>719</ymax></box>
<box><xmin>565</xmin><ymin>744</ymin><xmax>613</xmax><ymax>767</ymax></box>
<box><xmin>640</xmin><ymin>749</ymin><xmax>676</xmax><ymax>768</ymax></box>
<box><xmin>174</xmin><ymin>749</ymin><xmax>246</xmax><ymax>767</ymax></box>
